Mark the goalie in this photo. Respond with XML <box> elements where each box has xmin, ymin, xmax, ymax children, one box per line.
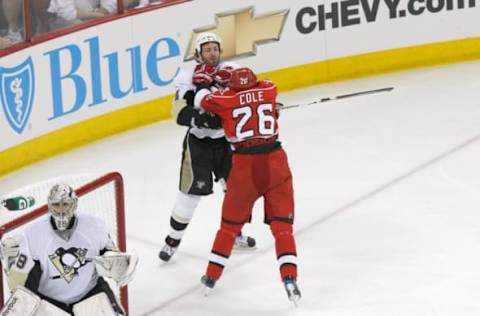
<box><xmin>0</xmin><ymin>184</ymin><xmax>138</xmax><ymax>316</ymax></box>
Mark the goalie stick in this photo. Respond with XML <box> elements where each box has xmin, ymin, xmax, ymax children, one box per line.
<box><xmin>278</xmin><ymin>86</ymin><xmax>394</xmax><ymax>111</ymax></box>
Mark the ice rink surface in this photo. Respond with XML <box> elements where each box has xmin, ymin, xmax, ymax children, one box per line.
<box><xmin>1</xmin><ymin>60</ymin><xmax>480</xmax><ymax>315</ymax></box>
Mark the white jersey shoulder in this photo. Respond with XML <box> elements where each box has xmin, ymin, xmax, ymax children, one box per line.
<box><xmin>13</xmin><ymin>213</ymin><xmax>115</xmax><ymax>304</ymax></box>
<box><xmin>174</xmin><ymin>67</ymin><xmax>195</xmax><ymax>99</ymax></box>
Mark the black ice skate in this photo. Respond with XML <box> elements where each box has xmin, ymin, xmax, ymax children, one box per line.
<box><xmin>200</xmin><ymin>275</ymin><xmax>216</xmax><ymax>296</ymax></box>
<box><xmin>283</xmin><ymin>276</ymin><xmax>301</xmax><ymax>306</ymax></box>
<box><xmin>159</xmin><ymin>236</ymin><xmax>180</xmax><ymax>262</ymax></box>
<box><xmin>158</xmin><ymin>243</ymin><xmax>177</xmax><ymax>262</ymax></box>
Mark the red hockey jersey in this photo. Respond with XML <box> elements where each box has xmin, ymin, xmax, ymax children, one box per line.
<box><xmin>201</xmin><ymin>81</ymin><xmax>279</xmax><ymax>146</ymax></box>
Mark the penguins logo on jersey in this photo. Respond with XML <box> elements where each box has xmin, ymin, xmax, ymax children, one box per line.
<box><xmin>48</xmin><ymin>247</ymin><xmax>90</xmax><ymax>283</ymax></box>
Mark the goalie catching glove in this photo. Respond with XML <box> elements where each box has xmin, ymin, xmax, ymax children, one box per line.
<box><xmin>93</xmin><ymin>250</ymin><xmax>138</xmax><ymax>287</ymax></box>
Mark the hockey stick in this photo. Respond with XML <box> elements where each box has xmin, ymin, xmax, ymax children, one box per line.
<box><xmin>278</xmin><ymin>86</ymin><xmax>394</xmax><ymax>111</ymax></box>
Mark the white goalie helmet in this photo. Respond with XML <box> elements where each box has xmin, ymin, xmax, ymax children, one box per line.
<box><xmin>47</xmin><ymin>184</ymin><xmax>78</xmax><ymax>231</ymax></box>
<box><xmin>194</xmin><ymin>32</ymin><xmax>222</xmax><ymax>58</ymax></box>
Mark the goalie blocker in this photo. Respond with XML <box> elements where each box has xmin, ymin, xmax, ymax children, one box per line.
<box><xmin>0</xmin><ymin>235</ymin><xmax>23</xmax><ymax>274</ymax></box>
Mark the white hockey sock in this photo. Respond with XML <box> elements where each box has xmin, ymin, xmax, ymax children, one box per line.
<box><xmin>168</xmin><ymin>192</ymin><xmax>201</xmax><ymax>240</ymax></box>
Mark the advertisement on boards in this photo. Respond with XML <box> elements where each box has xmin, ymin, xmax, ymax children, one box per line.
<box><xmin>1</xmin><ymin>0</ymin><xmax>479</xmax><ymax>153</ymax></box>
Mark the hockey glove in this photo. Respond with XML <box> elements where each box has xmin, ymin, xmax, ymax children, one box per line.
<box><xmin>94</xmin><ymin>250</ymin><xmax>139</xmax><ymax>287</ymax></box>
<box><xmin>0</xmin><ymin>235</ymin><xmax>23</xmax><ymax>273</ymax></box>
<box><xmin>194</xmin><ymin>111</ymin><xmax>222</xmax><ymax>129</ymax></box>
<box><xmin>174</xmin><ymin>90</ymin><xmax>196</xmax><ymax>127</ymax></box>
<box><xmin>192</xmin><ymin>64</ymin><xmax>216</xmax><ymax>90</ymax></box>
<box><xmin>214</xmin><ymin>65</ymin><xmax>234</xmax><ymax>87</ymax></box>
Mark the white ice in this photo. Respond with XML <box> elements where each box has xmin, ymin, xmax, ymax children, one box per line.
<box><xmin>1</xmin><ymin>60</ymin><xmax>480</xmax><ymax>316</ymax></box>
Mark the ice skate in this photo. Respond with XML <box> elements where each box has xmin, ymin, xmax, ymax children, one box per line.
<box><xmin>158</xmin><ymin>243</ymin><xmax>177</xmax><ymax>262</ymax></box>
<box><xmin>283</xmin><ymin>276</ymin><xmax>301</xmax><ymax>307</ymax></box>
<box><xmin>233</xmin><ymin>234</ymin><xmax>256</xmax><ymax>250</ymax></box>
<box><xmin>200</xmin><ymin>275</ymin><xmax>216</xmax><ymax>296</ymax></box>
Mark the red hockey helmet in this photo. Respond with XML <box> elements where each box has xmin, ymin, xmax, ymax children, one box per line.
<box><xmin>229</xmin><ymin>67</ymin><xmax>257</xmax><ymax>91</ymax></box>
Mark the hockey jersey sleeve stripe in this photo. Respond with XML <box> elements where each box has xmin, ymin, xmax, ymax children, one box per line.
<box><xmin>194</xmin><ymin>88</ymin><xmax>212</xmax><ymax>110</ymax></box>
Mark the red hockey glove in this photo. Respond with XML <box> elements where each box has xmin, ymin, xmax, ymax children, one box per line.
<box><xmin>192</xmin><ymin>64</ymin><xmax>216</xmax><ymax>88</ymax></box>
<box><xmin>214</xmin><ymin>65</ymin><xmax>234</xmax><ymax>86</ymax></box>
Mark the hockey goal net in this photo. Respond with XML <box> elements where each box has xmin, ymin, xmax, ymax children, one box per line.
<box><xmin>0</xmin><ymin>172</ymin><xmax>129</xmax><ymax>314</ymax></box>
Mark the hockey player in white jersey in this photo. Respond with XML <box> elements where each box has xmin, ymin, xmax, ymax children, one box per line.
<box><xmin>0</xmin><ymin>184</ymin><xmax>138</xmax><ymax>316</ymax></box>
<box><xmin>159</xmin><ymin>32</ymin><xmax>256</xmax><ymax>262</ymax></box>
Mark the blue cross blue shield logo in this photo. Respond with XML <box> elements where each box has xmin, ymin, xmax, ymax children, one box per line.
<box><xmin>0</xmin><ymin>57</ymin><xmax>35</xmax><ymax>134</ymax></box>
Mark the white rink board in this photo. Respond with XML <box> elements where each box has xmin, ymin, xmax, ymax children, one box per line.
<box><xmin>0</xmin><ymin>0</ymin><xmax>478</xmax><ymax>151</ymax></box>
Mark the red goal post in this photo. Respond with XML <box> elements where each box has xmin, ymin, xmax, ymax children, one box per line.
<box><xmin>0</xmin><ymin>172</ymin><xmax>129</xmax><ymax>314</ymax></box>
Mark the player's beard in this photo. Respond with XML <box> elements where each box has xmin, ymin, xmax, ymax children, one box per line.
<box><xmin>205</xmin><ymin>55</ymin><xmax>220</xmax><ymax>67</ymax></box>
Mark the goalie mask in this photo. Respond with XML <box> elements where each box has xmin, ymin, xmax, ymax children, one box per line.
<box><xmin>194</xmin><ymin>32</ymin><xmax>222</xmax><ymax>64</ymax></box>
<box><xmin>229</xmin><ymin>67</ymin><xmax>257</xmax><ymax>91</ymax></box>
<box><xmin>48</xmin><ymin>184</ymin><xmax>78</xmax><ymax>231</ymax></box>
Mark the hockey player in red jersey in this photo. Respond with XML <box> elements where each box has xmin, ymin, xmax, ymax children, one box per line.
<box><xmin>158</xmin><ymin>33</ymin><xmax>256</xmax><ymax>263</ymax></box>
<box><xmin>195</xmin><ymin>67</ymin><xmax>301</xmax><ymax>305</ymax></box>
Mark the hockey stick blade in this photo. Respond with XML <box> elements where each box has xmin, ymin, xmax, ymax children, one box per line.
<box><xmin>279</xmin><ymin>87</ymin><xmax>394</xmax><ymax>111</ymax></box>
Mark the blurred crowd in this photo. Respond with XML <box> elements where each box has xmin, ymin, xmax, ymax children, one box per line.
<box><xmin>0</xmin><ymin>0</ymin><xmax>168</xmax><ymax>49</ymax></box>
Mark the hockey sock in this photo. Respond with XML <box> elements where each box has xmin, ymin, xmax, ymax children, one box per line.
<box><xmin>166</xmin><ymin>192</ymin><xmax>201</xmax><ymax>244</ymax></box>
<box><xmin>271</xmin><ymin>221</ymin><xmax>298</xmax><ymax>280</ymax></box>
<box><xmin>166</xmin><ymin>217</ymin><xmax>188</xmax><ymax>247</ymax></box>
<box><xmin>206</xmin><ymin>222</ymin><xmax>242</xmax><ymax>280</ymax></box>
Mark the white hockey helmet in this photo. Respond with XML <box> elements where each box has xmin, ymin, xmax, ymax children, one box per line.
<box><xmin>194</xmin><ymin>32</ymin><xmax>222</xmax><ymax>58</ymax></box>
<box><xmin>47</xmin><ymin>184</ymin><xmax>78</xmax><ymax>231</ymax></box>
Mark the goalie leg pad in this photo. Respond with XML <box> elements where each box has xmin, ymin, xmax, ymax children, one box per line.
<box><xmin>72</xmin><ymin>292</ymin><xmax>116</xmax><ymax>316</ymax></box>
<box><xmin>0</xmin><ymin>286</ymin><xmax>70</xmax><ymax>316</ymax></box>
<box><xmin>0</xmin><ymin>286</ymin><xmax>40</xmax><ymax>316</ymax></box>
<box><xmin>36</xmin><ymin>300</ymin><xmax>70</xmax><ymax>316</ymax></box>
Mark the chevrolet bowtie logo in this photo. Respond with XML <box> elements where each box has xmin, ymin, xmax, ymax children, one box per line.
<box><xmin>185</xmin><ymin>7</ymin><xmax>289</xmax><ymax>61</ymax></box>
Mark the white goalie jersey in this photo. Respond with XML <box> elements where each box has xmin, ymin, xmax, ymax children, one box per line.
<box><xmin>9</xmin><ymin>213</ymin><xmax>115</xmax><ymax>304</ymax></box>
